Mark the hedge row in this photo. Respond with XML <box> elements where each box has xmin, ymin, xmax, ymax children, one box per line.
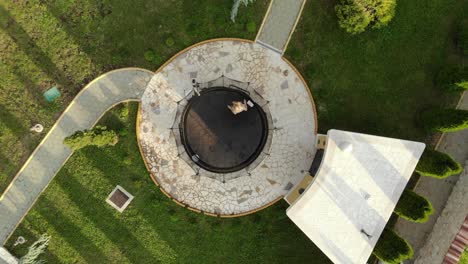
<box><xmin>394</xmin><ymin>189</ymin><xmax>433</xmax><ymax>223</ymax></box>
<box><xmin>64</xmin><ymin>126</ymin><xmax>118</xmax><ymax>150</ymax></box>
<box><xmin>373</xmin><ymin>228</ymin><xmax>413</xmax><ymax>264</ymax></box>
<box><xmin>419</xmin><ymin>108</ymin><xmax>468</xmax><ymax>132</ymax></box>
<box><xmin>416</xmin><ymin>149</ymin><xmax>462</xmax><ymax>179</ymax></box>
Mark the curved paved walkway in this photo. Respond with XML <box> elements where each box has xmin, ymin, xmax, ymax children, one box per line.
<box><xmin>0</xmin><ymin>68</ymin><xmax>154</xmax><ymax>244</ymax></box>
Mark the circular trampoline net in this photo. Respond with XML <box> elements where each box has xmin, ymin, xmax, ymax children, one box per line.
<box><xmin>170</xmin><ymin>76</ymin><xmax>274</xmax><ymax>182</ymax></box>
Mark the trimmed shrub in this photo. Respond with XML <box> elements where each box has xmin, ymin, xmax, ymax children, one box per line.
<box><xmin>457</xmin><ymin>19</ymin><xmax>468</xmax><ymax>55</ymax></box>
<box><xmin>419</xmin><ymin>108</ymin><xmax>468</xmax><ymax>132</ymax></box>
<box><xmin>144</xmin><ymin>50</ymin><xmax>162</xmax><ymax>64</ymax></box>
<box><xmin>335</xmin><ymin>0</ymin><xmax>370</xmax><ymax>34</ymax></box>
<box><xmin>335</xmin><ymin>0</ymin><xmax>396</xmax><ymax>34</ymax></box>
<box><xmin>64</xmin><ymin>126</ymin><xmax>118</xmax><ymax>150</ymax></box>
<box><xmin>165</xmin><ymin>37</ymin><xmax>175</xmax><ymax>47</ymax></box>
<box><xmin>416</xmin><ymin>149</ymin><xmax>462</xmax><ymax>179</ymax></box>
<box><xmin>435</xmin><ymin>66</ymin><xmax>468</xmax><ymax>91</ymax></box>
<box><xmin>144</xmin><ymin>50</ymin><xmax>156</xmax><ymax>62</ymax></box>
<box><xmin>394</xmin><ymin>189</ymin><xmax>433</xmax><ymax>223</ymax></box>
<box><xmin>246</xmin><ymin>21</ymin><xmax>256</xmax><ymax>33</ymax></box>
<box><xmin>373</xmin><ymin>228</ymin><xmax>413</xmax><ymax>264</ymax></box>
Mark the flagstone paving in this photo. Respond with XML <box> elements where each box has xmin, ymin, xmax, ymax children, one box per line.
<box><xmin>138</xmin><ymin>40</ymin><xmax>317</xmax><ymax>216</ymax></box>
<box><xmin>0</xmin><ymin>68</ymin><xmax>153</xmax><ymax>244</ymax></box>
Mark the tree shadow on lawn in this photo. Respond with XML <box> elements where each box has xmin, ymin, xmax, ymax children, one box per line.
<box><xmin>41</xmin><ymin>0</ymin><xmax>154</xmax><ymax>71</ymax></box>
<box><xmin>55</xmin><ymin>168</ymin><xmax>165</xmax><ymax>263</ymax></box>
<box><xmin>7</xmin><ymin>64</ymin><xmax>50</xmax><ymax>108</ymax></box>
<box><xmin>0</xmin><ymin>151</ymin><xmax>15</xmax><ymax>189</ymax></box>
<box><xmin>80</xmin><ymin>148</ymin><xmax>146</xmax><ymax>188</ymax></box>
<box><xmin>0</xmin><ymin>5</ymin><xmax>72</xmax><ymax>89</ymax></box>
<box><xmin>35</xmin><ymin>196</ymin><xmax>113</xmax><ymax>263</ymax></box>
<box><xmin>0</xmin><ymin>104</ymin><xmax>27</xmax><ymax>135</ymax></box>
<box><xmin>77</xmin><ymin>146</ymin><xmax>331</xmax><ymax>262</ymax></box>
<box><xmin>41</xmin><ymin>0</ymin><xmax>266</xmax><ymax>72</ymax></box>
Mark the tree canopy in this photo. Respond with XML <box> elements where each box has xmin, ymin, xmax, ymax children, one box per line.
<box><xmin>335</xmin><ymin>0</ymin><xmax>396</xmax><ymax>34</ymax></box>
<box><xmin>64</xmin><ymin>126</ymin><xmax>118</xmax><ymax>150</ymax></box>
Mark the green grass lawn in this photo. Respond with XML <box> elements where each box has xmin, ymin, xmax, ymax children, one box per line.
<box><xmin>287</xmin><ymin>0</ymin><xmax>467</xmax><ymax>140</ymax></box>
<box><xmin>461</xmin><ymin>247</ymin><xmax>468</xmax><ymax>264</ymax></box>
<box><xmin>2</xmin><ymin>0</ymin><xmax>468</xmax><ymax>262</ymax></box>
<box><xmin>5</xmin><ymin>103</ymin><xmax>331</xmax><ymax>263</ymax></box>
<box><xmin>0</xmin><ymin>0</ymin><xmax>269</xmax><ymax>194</ymax></box>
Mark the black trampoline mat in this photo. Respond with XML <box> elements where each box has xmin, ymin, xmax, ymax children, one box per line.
<box><xmin>182</xmin><ymin>87</ymin><xmax>268</xmax><ymax>173</ymax></box>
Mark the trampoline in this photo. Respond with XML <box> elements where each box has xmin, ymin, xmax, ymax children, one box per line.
<box><xmin>180</xmin><ymin>87</ymin><xmax>268</xmax><ymax>173</ymax></box>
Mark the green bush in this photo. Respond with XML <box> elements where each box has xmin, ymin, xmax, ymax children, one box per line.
<box><xmin>246</xmin><ymin>21</ymin><xmax>256</xmax><ymax>33</ymax></box>
<box><xmin>165</xmin><ymin>37</ymin><xmax>175</xmax><ymax>47</ymax></box>
<box><xmin>419</xmin><ymin>108</ymin><xmax>468</xmax><ymax>132</ymax></box>
<box><xmin>144</xmin><ymin>50</ymin><xmax>162</xmax><ymax>64</ymax></box>
<box><xmin>457</xmin><ymin>19</ymin><xmax>468</xmax><ymax>55</ymax></box>
<box><xmin>373</xmin><ymin>228</ymin><xmax>413</xmax><ymax>264</ymax></box>
<box><xmin>416</xmin><ymin>149</ymin><xmax>462</xmax><ymax>179</ymax></box>
<box><xmin>394</xmin><ymin>189</ymin><xmax>433</xmax><ymax>223</ymax></box>
<box><xmin>335</xmin><ymin>0</ymin><xmax>396</xmax><ymax>34</ymax></box>
<box><xmin>144</xmin><ymin>50</ymin><xmax>156</xmax><ymax>62</ymax></box>
<box><xmin>435</xmin><ymin>66</ymin><xmax>468</xmax><ymax>91</ymax></box>
<box><xmin>64</xmin><ymin>126</ymin><xmax>118</xmax><ymax>150</ymax></box>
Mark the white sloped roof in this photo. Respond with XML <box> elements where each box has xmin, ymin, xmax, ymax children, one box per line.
<box><xmin>286</xmin><ymin>129</ymin><xmax>425</xmax><ymax>264</ymax></box>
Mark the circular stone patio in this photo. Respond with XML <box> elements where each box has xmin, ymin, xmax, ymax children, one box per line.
<box><xmin>137</xmin><ymin>39</ymin><xmax>317</xmax><ymax>216</ymax></box>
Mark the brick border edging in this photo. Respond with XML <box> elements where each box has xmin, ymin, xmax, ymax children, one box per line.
<box><xmin>135</xmin><ymin>38</ymin><xmax>318</xmax><ymax>217</ymax></box>
<box><xmin>443</xmin><ymin>215</ymin><xmax>468</xmax><ymax>264</ymax></box>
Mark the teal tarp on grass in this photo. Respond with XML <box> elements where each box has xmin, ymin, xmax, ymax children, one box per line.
<box><xmin>43</xmin><ymin>86</ymin><xmax>60</xmax><ymax>102</ymax></box>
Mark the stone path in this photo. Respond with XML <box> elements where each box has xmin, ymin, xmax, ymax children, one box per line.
<box><xmin>0</xmin><ymin>68</ymin><xmax>154</xmax><ymax>244</ymax></box>
<box><xmin>395</xmin><ymin>91</ymin><xmax>468</xmax><ymax>262</ymax></box>
<box><xmin>256</xmin><ymin>0</ymin><xmax>307</xmax><ymax>53</ymax></box>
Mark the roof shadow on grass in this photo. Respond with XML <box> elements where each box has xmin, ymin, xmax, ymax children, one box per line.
<box><xmin>55</xmin><ymin>168</ymin><xmax>164</xmax><ymax>263</ymax></box>
<box><xmin>0</xmin><ymin>5</ymin><xmax>72</xmax><ymax>89</ymax></box>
